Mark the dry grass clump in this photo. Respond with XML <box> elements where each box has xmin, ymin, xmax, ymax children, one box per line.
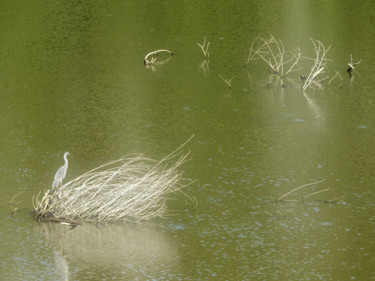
<box><xmin>33</xmin><ymin>150</ymin><xmax>193</xmax><ymax>222</ymax></box>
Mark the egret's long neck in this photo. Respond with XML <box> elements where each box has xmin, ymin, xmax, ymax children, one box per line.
<box><xmin>64</xmin><ymin>154</ymin><xmax>69</xmax><ymax>165</ymax></box>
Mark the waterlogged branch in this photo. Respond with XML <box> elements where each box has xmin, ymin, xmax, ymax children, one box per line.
<box><xmin>198</xmin><ymin>37</ymin><xmax>210</xmax><ymax>57</ymax></box>
<box><xmin>302</xmin><ymin>39</ymin><xmax>331</xmax><ymax>92</ymax></box>
<box><xmin>247</xmin><ymin>35</ymin><xmax>301</xmax><ymax>77</ymax></box>
<box><xmin>285</xmin><ymin>47</ymin><xmax>302</xmax><ymax>75</ymax></box>
<box><xmin>219</xmin><ymin>74</ymin><xmax>236</xmax><ymax>89</ymax></box>
<box><xmin>347</xmin><ymin>54</ymin><xmax>362</xmax><ymax>76</ymax></box>
<box><xmin>328</xmin><ymin>71</ymin><xmax>343</xmax><ymax>85</ymax></box>
<box><xmin>277</xmin><ymin>179</ymin><xmax>327</xmax><ymax>202</ymax></box>
<box><xmin>247</xmin><ymin>35</ymin><xmax>278</xmax><ymax>72</ymax></box>
<box><xmin>304</xmin><ymin>188</ymin><xmax>330</xmax><ymax>199</ymax></box>
<box><xmin>144</xmin><ymin>49</ymin><xmax>174</xmax><ymax>66</ymax></box>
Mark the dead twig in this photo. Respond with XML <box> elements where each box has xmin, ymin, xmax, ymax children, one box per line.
<box><xmin>247</xmin><ymin>35</ymin><xmax>301</xmax><ymax>77</ymax></box>
<box><xmin>198</xmin><ymin>37</ymin><xmax>210</xmax><ymax>57</ymax></box>
<box><xmin>303</xmin><ymin>188</ymin><xmax>330</xmax><ymax>199</ymax></box>
<box><xmin>328</xmin><ymin>71</ymin><xmax>343</xmax><ymax>85</ymax></box>
<box><xmin>347</xmin><ymin>54</ymin><xmax>362</xmax><ymax>76</ymax></box>
<box><xmin>302</xmin><ymin>39</ymin><xmax>331</xmax><ymax>92</ymax></box>
<box><xmin>277</xmin><ymin>179</ymin><xmax>327</xmax><ymax>202</ymax></box>
<box><xmin>219</xmin><ymin>74</ymin><xmax>235</xmax><ymax>89</ymax></box>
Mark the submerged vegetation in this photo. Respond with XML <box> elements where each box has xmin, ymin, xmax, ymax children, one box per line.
<box><xmin>33</xmin><ymin>144</ymin><xmax>194</xmax><ymax>223</ymax></box>
<box><xmin>142</xmin><ymin>34</ymin><xmax>360</xmax><ymax>92</ymax></box>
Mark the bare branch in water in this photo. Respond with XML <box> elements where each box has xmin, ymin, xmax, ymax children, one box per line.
<box><xmin>285</xmin><ymin>47</ymin><xmax>302</xmax><ymax>75</ymax></box>
<box><xmin>277</xmin><ymin>179</ymin><xmax>327</xmax><ymax>202</ymax></box>
<box><xmin>144</xmin><ymin>49</ymin><xmax>174</xmax><ymax>66</ymax></box>
<box><xmin>302</xmin><ymin>39</ymin><xmax>331</xmax><ymax>92</ymax></box>
<box><xmin>303</xmin><ymin>188</ymin><xmax>330</xmax><ymax>199</ymax></box>
<box><xmin>328</xmin><ymin>71</ymin><xmax>343</xmax><ymax>85</ymax></box>
<box><xmin>9</xmin><ymin>191</ymin><xmax>24</xmax><ymax>206</ymax></box>
<box><xmin>197</xmin><ymin>37</ymin><xmax>210</xmax><ymax>57</ymax></box>
<box><xmin>347</xmin><ymin>54</ymin><xmax>362</xmax><ymax>76</ymax></box>
<box><xmin>219</xmin><ymin>74</ymin><xmax>236</xmax><ymax>89</ymax></box>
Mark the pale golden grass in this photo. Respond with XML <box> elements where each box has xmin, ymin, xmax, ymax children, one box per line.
<box><xmin>33</xmin><ymin>147</ymin><xmax>194</xmax><ymax>222</ymax></box>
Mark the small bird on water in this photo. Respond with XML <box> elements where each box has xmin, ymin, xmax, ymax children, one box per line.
<box><xmin>52</xmin><ymin>152</ymin><xmax>70</xmax><ymax>189</ymax></box>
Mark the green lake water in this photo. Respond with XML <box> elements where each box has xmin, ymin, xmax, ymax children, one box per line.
<box><xmin>1</xmin><ymin>0</ymin><xmax>375</xmax><ymax>280</ymax></box>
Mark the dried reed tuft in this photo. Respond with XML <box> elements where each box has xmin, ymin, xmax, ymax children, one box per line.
<box><xmin>33</xmin><ymin>147</ymin><xmax>193</xmax><ymax>222</ymax></box>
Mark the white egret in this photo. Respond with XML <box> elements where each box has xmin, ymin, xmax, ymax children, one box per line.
<box><xmin>52</xmin><ymin>152</ymin><xmax>70</xmax><ymax>189</ymax></box>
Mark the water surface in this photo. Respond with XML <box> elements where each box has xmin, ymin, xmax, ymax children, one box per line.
<box><xmin>1</xmin><ymin>0</ymin><xmax>375</xmax><ymax>280</ymax></box>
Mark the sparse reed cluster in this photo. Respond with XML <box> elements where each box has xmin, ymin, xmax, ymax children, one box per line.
<box><xmin>33</xmin><ymin>151</ymin><xmax>192</xmax><ymax>222</ymax></box>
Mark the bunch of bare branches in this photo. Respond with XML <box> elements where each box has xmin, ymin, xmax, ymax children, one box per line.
<box><xmin>33</xmin><ymin>148</ymin><xmax>193</xmax><ymax>222</ymax></box>
<box><xmin>246</xmin><ymin>35</ymin><xmax>301</xmax><ymax>77</ymax></box>
<box><xmin>246</xmin><ymin>35</ymin><xmax>339</xmax><ymax>91</ymax></box>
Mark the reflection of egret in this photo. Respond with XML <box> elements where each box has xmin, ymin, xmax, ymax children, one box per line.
<box><xmin>52</xmin><ymin>152</ymin><xmax>70</xmax><ymax>189</ymax></box>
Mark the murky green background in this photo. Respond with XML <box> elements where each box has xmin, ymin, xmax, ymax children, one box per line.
<box><xmin>1</xmin><ymin>0</ymin><xmax>375</xmax><ymax>280</ymax></box>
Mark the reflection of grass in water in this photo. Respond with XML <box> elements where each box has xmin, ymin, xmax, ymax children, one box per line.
<box><xmin>40</xmin><ymin>222</ymin><xmax>181</xmax><ymax>278</ymax></box>
<box><xmin>33</xmin><ymin>143</ymin><xmax>194</xmax><ymax>222</ymax></box>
